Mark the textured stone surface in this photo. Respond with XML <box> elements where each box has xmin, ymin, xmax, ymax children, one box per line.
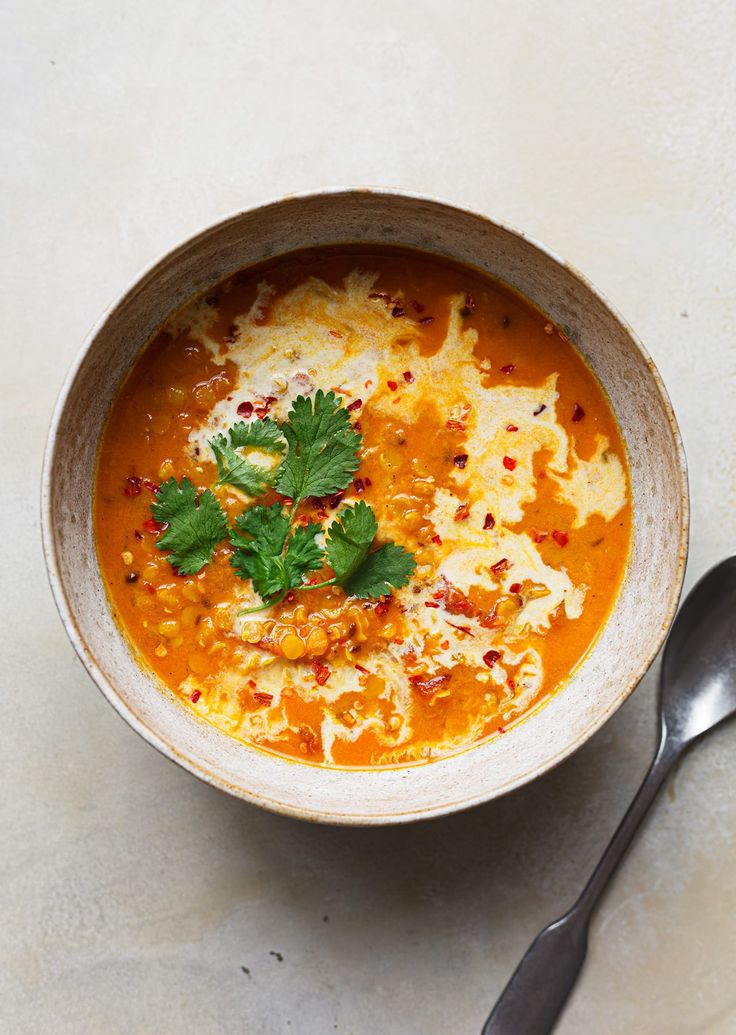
<box><xmin>2</xmin><ymin>1</ymin><xmax>735</xmax><ymax>1032</ymax></box>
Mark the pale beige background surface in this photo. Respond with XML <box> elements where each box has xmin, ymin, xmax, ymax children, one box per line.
<box><xmin>2</xmin><ymin>2</ymin><xmax>736</xmax><ymax>1033</ymax></box>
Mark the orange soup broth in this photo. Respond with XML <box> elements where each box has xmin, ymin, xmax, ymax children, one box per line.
<box><xmin>94</xmin><ymin>246</ymin><xmax>632</xmax><ymax>767</ymax></box>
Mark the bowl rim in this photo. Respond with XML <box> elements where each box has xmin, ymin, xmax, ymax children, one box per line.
<box><xmin>40</xmin><ymin>186</ymin><xmax>690</xmax><ymax>824</ymax></box>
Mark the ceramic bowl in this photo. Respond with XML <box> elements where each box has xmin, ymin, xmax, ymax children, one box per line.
<box><xmin>42</xmin><ymin>189</ymin><xmax>688</xmax><ymax>824</ymax></box>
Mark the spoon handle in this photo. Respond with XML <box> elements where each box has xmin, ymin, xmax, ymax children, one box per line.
<box><xmin>481</xmin><ymin>731</ymin><xmax>682</xmax><ymax>1035</ymax></box>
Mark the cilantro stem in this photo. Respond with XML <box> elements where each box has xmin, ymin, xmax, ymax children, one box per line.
<box><xmin>299</xmin><ymin>577</ymin><xmax>338</xmax><ymax>592</ymax></box>
<box><xmin>238</xmin><ymin>591</ymin><xmax>287</xmax><ymax>617</ymax></box>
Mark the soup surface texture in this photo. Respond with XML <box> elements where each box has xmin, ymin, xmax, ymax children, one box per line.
<box><xmin>95</xmin><ymin>247</ymin><xmax>631</xmax><ymax>767</ymax></box>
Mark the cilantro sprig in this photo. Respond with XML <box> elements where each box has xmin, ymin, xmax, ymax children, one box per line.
<box><xmin>229</xmin><ymin>503</ymin><xmax>323</xmax><ymax>609</ymax></box>
<box><xmin>150</xmin><ymin>477</ymin><xmax>228</xmax><ymax>575</ymax></box>
<box><xmin>275</xmin><ymin>390</ymin><xmax>361</xmax><ymax>505</ymax></box>
<box><xmin>148</xmin><ymin>393</ymin><xmax>415</xmax><ymax>609</ymax></box>
<box><xmin>210</xmin><ymin>418</ymin><xmax>286</xmax><ymax>496</ymax></box>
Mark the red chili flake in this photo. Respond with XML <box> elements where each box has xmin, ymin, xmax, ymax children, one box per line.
<box><xmin>432</xmin><ymin>590</ymin><xmax>445</xmax><ymax>600</ymax></box>
<box><xmin>424</xmin><ymin>601</ymin><xmax>440</xmax><ymax>609</ymax></box>
<box><xmin>391</xmin><ymin>305</ymin><xmax>405</xmax><ymax>318</ymax></box>
<box><xmin>501</xmin><ymin>364</ymin><xmax>515</xmax><ymax>374</ymax></box>
<box><xmin>247</xmin><ymin>679</ymin><xmax>257</xmax><ymax>689</ymax></box>
<box><xmin>446</xmin><ymin>621</ymin><xmax>474</xmax><ymax>637</ymax></box>
<box><xmin>552</xmin><ymin>530</ymin><xmax>569</xmax><ymax>547</ymax></box>
<box><xmin>314</xmin><ymin>665</ymin><xmax>331</xmax><ymax>686</ymax></box>
<box><xmin>454</xmin><ymin>502</ymin><xmax>470</xmax><ymax>521</ymax></box>
<box><xmin>402</xmin><ymin>370</ymin><xmax>414</xmax><ymax>383</ymax></box>
<box><xmin>353</xmin><ymin>421</ymin><xmax>362</xmax><ymax>431</ymax></box>
<box><xmin>134</xmin><ymin>530</ymin><xmax>143</xmax><ymax>541</ymax></box>
<box><xmin>509</xmin><ymin>582</ymin><xmax>522</xmax><ymax>594</ymax></box>
<box><xmin>353</xmin><ymin>478</ymin><xmax>365</xmax><ymax>494</ymax></box>
<box><xmin>446</xmin><ymin>418</ymin><xmax>466</xmax><ymax>431</ymax></box>
<box><xmin>409</xmin><ymin>673</ymin><xmax>451</xmax><ymax>699</ymax></box>
<box><xmin>355</xmin><ymin>663</ymin><xmax>370</xmax><ymax>675</ymax></box>
<box><xmin>142</xmin><ymin>479</ymin><xmax>160</xmax><ymax>494</ymax></box>
<box><xmin>329</xmin><ymin>490</ymin><xmax>345</xmax><ymax>509</ymax></box>
<box><xmin>237</xmin><ymin>400</ymin><xmax>254</xmax><ymax>418</ymax></box>
<box><xmin>453</xmin><ymin>454</ymin><xmax>469</xmax><ymax>469</ymax></box>
<box><xmin>364</xmin><ymin>477</ymin><xmax>372</xmax><ymax>487</ymax></box>
<box><xmin>265</xmin><ymin>396</ymin><xmax>277</xmax><ymax>405</ymax></box>
<box><xmin>572</xmin><ymin>402</ymin><xmax>585</xmax><ymax>422</ymax></box>
<box><xmin>483</xmin><ymin>649</ymin><xmax>502</xmax><ymax>669</ymax></box>
<box><xmin>410</xmin><ymin>299</ymin><xmax>425</xmax><ymax>313</ymax></box>
<box><xmin>483</xmin><ymin>513</ymin><xmax>495</xmax><ymax>530</ymax></box>
<box><xmin>142</xmin><ymin>517</ymin><xmax>164</xmax><ymax>534</ymax></box>
<box><xmin>431</xmin><ymin>533</ymin><xmax>443</xmax><ymax>545</ymax></box>
<box><xmin>374</xmin><ymin>599</ymin><xmax>390</xmax><ymax>616</ymax></box>
<box><xmin>285</xmin><ymin>591</ymin><xmax>296</xmax><ymax>603</ymax></box>
<box><xmin>506</xmin><ymin>424</ymin><xmax>519</xmax><ymax>433</ymax></box>
<box><xmin>491</xmin><ymin>558</ymin><xmax>510</xmax><ymax>575</ymax></box>
<box><xmin>125</xmin><ymin>475</ymin><xmax>142</xmax><ymax>495</ymax></box>
<box><xmin>506</xmin><ymin>678</ymin><xmax>515</xmax><ymax>691</ymax></box>
<box><xmin>533</xmin><ymin>403</ymin><xmax>547</xmax><ymax>416</ymax></box>
<box><xmin>503</xmin><ymin>456</ymin><xmax>517</xmax><ymax>471</ymax></box>
<box><xmin>533</xmin><ymin>530</ymin><xmax>548</xmax><ymax>544</ymax></box>
<box><xmin>347</xmin><ymin>398</ymin><xmax>362</xmax><ymax>412</ymax></box>
<box><xmin>190</xmin><ymin>690</ymin><xmax>202</xmax><ymax>703</ymax></box>
<box><xmin>123</xmin><ymin>477</ymin><xmax>142</xmax><ymax>497</ymax></box>
<box><xmin>419</xmin><ymin>316</ymin><xmax>434</xmax><ymax>325</ymax></box>
<box><xmin>329</xmin><ymin>329</ymin><xmax>343</xmax><ymax>339</ymax></box>
<box><xmin>459</xmin><ymin>293</ymin><xmax>476</xmax><ymax>317</ymax></box>
<box><xmin>497</xmin><ymin>726</ymin><xmax>506</xmax><ymax>734</ymax></box>
<box><xmin>387</xmin><ymin>380</ymin><xmax>399</xmax><ymax>391</ymax></box>
<box><xmin>254</xmin><ymin>692</ymin><xmax>273</xmax><ymax>706</ymax></box>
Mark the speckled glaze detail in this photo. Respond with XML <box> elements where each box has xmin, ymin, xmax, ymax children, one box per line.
<box><xmin>41</xmin><ymin>189</ymin><xmax>689</xmax><ymax>825</ymax></box>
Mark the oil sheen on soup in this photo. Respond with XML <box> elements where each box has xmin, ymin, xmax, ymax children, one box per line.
<box><xmin>95</xmin><ymin>246</ymin><xmax>632</xmax><ymax>767</ymax></box>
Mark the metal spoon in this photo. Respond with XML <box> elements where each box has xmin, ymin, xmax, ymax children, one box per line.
<box><xmin>482</xmin><ymin>556</ymin><xmax>736</xmax><ymax>1035</ymax></box>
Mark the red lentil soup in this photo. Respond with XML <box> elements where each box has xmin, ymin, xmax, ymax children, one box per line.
<box><xmin>94</xmin><ymin>246</ymin><xmax>632</xmax><ymax>767</ymax></box>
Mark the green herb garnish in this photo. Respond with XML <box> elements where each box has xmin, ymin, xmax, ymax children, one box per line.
<box><xmin>150</xmin><ymin>393</ymin><xmax>415</xmax><ymax>609</ymax></box>
<box><xmin>209</xmin><ymin>417</ymin><xmax>286</xmax><ymax>496</ymax></box>
<box><xmin>150</xmin><ymin>477</ymin><xmax>228</xmax><ymax>575</ymax></box>
<box><xmin>229</xmin><ymin>503</ymin><xmax>323</xmax><ymax>610</ymax></box>
<box><xmin>275</xmin><ymin>390</ymin><xmax>361</xmax><ymax>506</ymax></box>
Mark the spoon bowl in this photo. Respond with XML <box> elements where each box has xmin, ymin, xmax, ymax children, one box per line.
<box><xmin>661</xmin><ymin>555</ymin><xmax>736</xmax><ymax>745</ymax></box>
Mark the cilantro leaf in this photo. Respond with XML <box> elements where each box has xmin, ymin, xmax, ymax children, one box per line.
<box><xmin>210</xmin><ymin>418</ymin><xmax>285</xmax><ymax>496</ymax></box>
<box><xmin>325</xmin><ymin>501</ymin><xmax>378</xmax><ymax>583</ymax></box>
<box><xmin>230</xmin><ymin>504</ymin><xmax>289</xmax><ymax>598</ymax></box>
<box><xmin>275</xmin><ymin>391</ymin><xmax>361</xmax><ymax>504</ymax></box>
<box><xmin>230</xmin><ymin>502</ymin><xmax>290</xmax><ymax>557</ymax></box>
<box><xmin>325</xmin><ymin>501</ymin><xmax>416</xmax><ymax>597</ymax></box>
<box><xmin>229</xmin><ymin>418</ymin><xmax>286</xmax><ymax>454</ymax></box>
<box><xmin>340</xmin><ymin>541</ymin><xmax>416</xmax><ymax>598</ymax></box>
<box><xmin>150</xmin><ymin>477</ymin><xmax>228</xmax><ymax>575</ymax></box>
<box><xmin>230</xmin><ymin>504</ymin><xmax>323</xmax><ymax>603</ymax></box>
<box><xmin>284</xmin><ymin>521</ymin><xmax>324</xmax><ymax>586</ymax></box>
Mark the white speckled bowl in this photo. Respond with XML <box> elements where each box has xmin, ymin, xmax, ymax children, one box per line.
<box><xmin>42</xmin><ymin>189</ymin><xmax>688</xmax><ymax>824</ymax></box>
